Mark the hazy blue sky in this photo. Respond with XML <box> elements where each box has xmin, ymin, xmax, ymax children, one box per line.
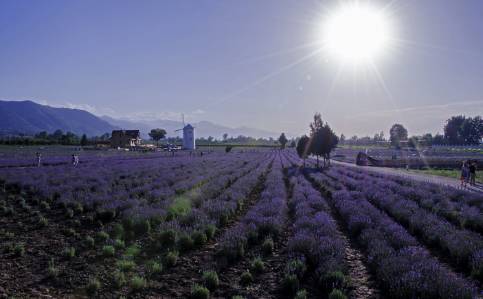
<box><xmin>1</xmin><ymin>0</ymin><xmax>483</xmax><ymax>137</ymax></box>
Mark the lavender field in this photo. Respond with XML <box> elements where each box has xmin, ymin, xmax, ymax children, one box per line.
<box><xmin>0</xmin><ymin>148</ymin><xmax>482</xmax><ymax>298</ymax></box>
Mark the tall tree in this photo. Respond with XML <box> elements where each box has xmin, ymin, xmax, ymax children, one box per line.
<box><xmin>80</xmin><ymin>134</ymin><xmax>88</xmax><ymax>146</ymax></box>
<box><xmin>444</xmin><ymin>116</ymin><xmax>466</xmax><ymax>145</ymax></box>
<box><xmin>149</xmin><ymin>128</ymin><xmax>167</xmax><ymax>146</ymax></box>
<box><xmin>278</xmin><ymin>133</ymin><xmax>288</xmax><ymax>149</ymax></box>
<box><xmin>309</xmin><ymin>113</ymin><xmax>338</xmax><ymax>167</ymax></box>
<box><xmin>222</xmin><ymin>133</ymin><xmax>228</xmax><ymax>142</ymax></box>
<box><xmin>296</xmin><ymin>135</ymin><xmax>310</xmax><ymax>167</ymax></box>
<box><xmin>389</xmin><ymin>124</ymin><xmax>408</xmax><ymax>148</ymax></box>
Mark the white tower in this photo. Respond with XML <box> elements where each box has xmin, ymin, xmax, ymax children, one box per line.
<box><xmin>182</xmin><ymin>124</ymin><xmax>195</xmax><ymax>150</ymax></box>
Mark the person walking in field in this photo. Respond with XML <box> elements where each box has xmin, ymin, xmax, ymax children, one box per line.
<box><xmin>469</xmin><ymin>161</ymin><xmax>477</xmax><ymax>185</ymax></box>
<box><xmin>460</xmin><ymin>161</ymin><xmax>469</xmax><ymax>188</ymax></box>
<box><xmin>36</xmin><ymin>152</ymin><xmax>42</xmax><ymax>167</ymax></box>
<box><xmin>72</xmin><ymin>154</ymin><xmax>79</xmax><ymax>167</ymax></box>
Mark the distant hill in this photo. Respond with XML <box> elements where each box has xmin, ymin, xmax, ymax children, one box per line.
<box><xmin>0</xmin><ymin>100</ymin><xmax>116</xmax><ymax>136</ymax></box>
<box><xmin>101</xmin><ymin>116</ymin><xmax>278</xmax><ymax>139</ymax></box>
<box><xmin>0</xmin><ymin>99</ymin><xmax>278</xmax><ymax>139</ymax></box>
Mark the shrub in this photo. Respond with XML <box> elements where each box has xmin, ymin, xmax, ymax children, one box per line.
<box><xmin>40</xmin><ymin>201</ymin><xmax>50</xmax><ymax>210</ymax></box>
<box><xmin>286</xmin><ymin>259</ymin><xmax>306</xmax><ymax>279</ymax></box>
<box><xmin>232</xmin><ymin>296</ymin><xmax>245</xmax><ymax>299</ymax></box>
<box><xmin>130</xmin><ymin>275</ymin><xmax>146</xmax><ymax>291</ymax></box>
<box><xmin>38</xmin><ymin>216</ymin><xmax>48</xmax><ymax>227</ymax></box>
<box><xmin>165</xmin><ymin>250</ymin><xmax>179</xmax><ymax>268</ymax></box>
<box><xmin>192</xmin><ymin>231</ymin><xmax>208</xmax><ymax>247</ymax></box>
<box><xmin>281</xmin><ymin>274</ymin><xmax>299</xmax><ymax>294</ymax></box>
<box><xmin>114</xmin><ymin>239</ymin><xmax>125</xmax><ymax>250</ymax></box>
<box><xmin>63</xmin><ymin>247</ymin><xmax>76</xmax><ymax>259</ymax></box>
<box><xmin>240</xmin><ymin>271</ymin><xmax>253</xmax><ymax>286</ymax></box>
<box><xmin>1</xmin><ymin>206</ymin><xmax>13</xmax><ymax>216</ymax></box>
<box><xmin>102</xmin><ymin>245</ymin><xmax>115</xmax><ymax>257</ymax></box>
<box><xmin>320</xmin><ymin>271</ymin><xmax>347</xmax><ymax>291</ymax></box>
<box><xmin>261</xmin><ymin>238</ymin><xmax>274</xmax><ymax>256</ymax></box>
<box><xmin>96</xmin><ymin>231</ymin><xmax>109</xmax><ymax>243</ymax></box>
<box><xmin>250</xmin><ymin>257</ymin><xmax>265</xmax><ymax>274</ymax></box>
<box><xmin>14</xmin><ymin>243</ymin><xmax>25</xmax><ymax>257</ymax></box>
<box><xmin>111</xmin><ymin>223</ymin><xmax>125</xmax><ymax>240</ymax></box>
<box><xmin>225</xmin><ymin>146</ymin><xmax>233</xmax><ymax>153</ymax></box>
<box><xmin>47</xmin><ymin>258</ymin><xmax>59</xmax><ymax>279</ymax></box>
<box><xmin>146</xmin><ymin>260</ymin><xmax>163</xmax><ymax>276</ymax></box>
<box><xmin>205</xmin><ymin>224</ymin><xmax>216</xmax><ymax>240</ymax></box>
<box><xmin>158</xmin><ymin>229</ymin><xmax>177</xmax><ymax>249</ymax></box>
<box><xmin>65</xmin><ymin>208</ymin><xmax>74</xmax><ymax>219</ymax></box>
<box><xmin>112</xmin><ymin>271</ymin><xmax>126</xmax><ymax>289</ymax></box>
<box><xmin>178</xmin><ymin>234</ymin><xmax>194</xmax><ymax>252</ymax></box>
<box><xmin>191</xmin><ymin>284</ymin><xmax>210</xmax><ymax>299</ymax></box>
<box><xmin>133</xmin><ymin>219</ymin><xmax>151</xmax><ymax>236</ymax></box>
<box><xmin>64</xmin><ymin>228</ymin><xmax>76</xmax><ymax>237</ymax></box>
<box><xmin>117</xmin><ymin>259</ymin><xmax>136</xmax><ymax>272</ymax></box>
<box><xmin>85</xmin><ymin>236</ymin><xmax>95</xmax><ymax>248</ymax></box>
<box><xmin>294</xmin><ymin>289</ymin><xmax>307</xmax><ymax>299</ymax></box>
<box><xmin>73</xmin><ymin>202</ymin><xmax>84</xmax><ymax>214</ymax></box>
<box><xmin>202</xmin><ymin>270</ymin><xmax>219</xmax><ymax>291</ymax></box>
<box><xmin>124</xmin><ymin>244</ymin><xmax>141</xmax><ymax>258</ymax></box>
<box><xmin>328</xmin><ymin>289</ymin><xmax>347</xmax><ymax>299</ymax></box>
<box><xmin>85</xmin><ymin>277</ymin><xmax>101</xmax><ymax>295</ymax></box>
<box><xmin>96</xmin><ymin>209</ymin><xmax>116</xmax><ymax>223</ymax></box>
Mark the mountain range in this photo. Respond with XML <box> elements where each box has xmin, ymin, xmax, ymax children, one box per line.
<box><xmin>0</xmin><ymin>100</ymin><xmax>278</xmax><ymax>138</ymax></box>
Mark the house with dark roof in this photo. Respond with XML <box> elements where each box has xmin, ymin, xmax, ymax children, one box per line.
<box><xmin>111</xmin><ymin>130</ymin><xmax>142</xmax><ymax>148</ymax></box>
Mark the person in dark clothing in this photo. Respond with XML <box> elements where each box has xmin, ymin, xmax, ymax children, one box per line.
<box><xmin>469</xmin><ymin>161</ymin><xmax>477</xmax><ymax>186</ymax></box>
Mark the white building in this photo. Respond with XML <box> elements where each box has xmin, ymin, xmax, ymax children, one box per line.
<box><xmin>182</xmin><ymin>124</ymin><xmax>195</xmax><ymax>150</ymax></box>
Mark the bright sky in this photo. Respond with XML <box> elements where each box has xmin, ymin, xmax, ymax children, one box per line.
<box><xmin>1</xmin><ymin>0</ymin><xmax>483</xmax><ymax>137</ymax></box>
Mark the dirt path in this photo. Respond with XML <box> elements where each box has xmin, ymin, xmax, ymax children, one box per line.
<box><xmin>332</xmin><ymin>160</ymin><xmax>483</xmax><ymax>194</ymax></box>
<box><xmin>302</xmin><ymin>170</ymin><xmax>381</xmax><ymax>299</ymax></box>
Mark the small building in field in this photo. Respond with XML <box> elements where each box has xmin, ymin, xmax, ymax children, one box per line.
<box><xmin>183</xmin><ymin>124</ymin><xmax>195</xmax><ymax>150</ymax></box>
<box><xmin>111</xmin><ymin>130</ymin><xmax>142</xmax><ymax>148</ymax></box>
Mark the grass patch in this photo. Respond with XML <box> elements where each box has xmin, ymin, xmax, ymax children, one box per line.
<box><xmin>168</xmin><ymin>196</ymin><xmax>192</xmax><ymax>218</ymax></box>
<box><xmin>410</xmin><ymin>168</ymin><xmax>483</xmax><ymax>183</ymax></box>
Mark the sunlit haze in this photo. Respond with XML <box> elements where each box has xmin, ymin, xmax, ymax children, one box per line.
<box><xmin>319</xmin><ymin>2</ymin><xmax>393</xmax><ymax>65</ymax></box>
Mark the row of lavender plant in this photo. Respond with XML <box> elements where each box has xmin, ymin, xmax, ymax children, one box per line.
<box><xmin>325</xmin><ymin>165</ymin><xmax>483</xmax><ymax>282</ymax></box>
<box><xmin>122</xmin><ymin>153</ymin><xmax>270</xmax><ymax>222</ymax></box>
<box><xmin>284</xmin><ymin>172</ymin><xmax>349</xmax><ymax>297</ymax></box>
<box><xmin>0</xmin><ymin>151</ymin><xmax>266</xmax><ymax>208</ymax></box>
<box><xmin>216</xmin><ymin>152</ymin><xmax>287</xmax><ymax>264</ymax></box>
<box><xmin>329</xmin><ymin>165</ymin><xmax>483</xmax><ymax>232</ymax></box>
<box><xmin>151</xmin><ymin>154</ymin><xmax>274</xmax><ymax>252</ymax></box>
<box><xmin>308</xmin><ymin>171</ymin><xmax>478</xmax><ymax>298</ymax></box>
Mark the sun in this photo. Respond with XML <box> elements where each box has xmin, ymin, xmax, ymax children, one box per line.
<box><xmin>319</xmin><ymin>2</ymin><xmax>393</xmax><ymax>65</ymax></box>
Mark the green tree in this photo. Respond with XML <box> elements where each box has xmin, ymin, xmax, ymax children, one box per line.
<box><xmin>278</xmin><ymin>133</ymin><xmax>288</xmax><ymax>149</ymax></box>
<box><xmin>149</xmin><ymin>128</ymin><xmax>167</xmax><ymax>146</ymax></box>
<box><xmin>309</xmin><ymin>113</ymin><xmax>338</xmax><ymax>167</ymax></box>
<box><xmin>444</xmin><ymin>116</ymin><xmax>466</xmax><ymax>145</ymax></box>
<box><xmin>80</xmin><ymin>134</ymin><xmax>88</xmax><ymax>146</ymax></box>
<box><xmin>296</xmin><ymin>135</ymin><xmax>310</xmax><ymax>167</ymax></box>
<box><xmin>389</xmin><ymin>124</ymin><xmax>408</xmax><ymax>148</ymax></box>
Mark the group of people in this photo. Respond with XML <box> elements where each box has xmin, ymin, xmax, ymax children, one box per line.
<box><xmin>35</xmin><ymin>152</ymin><xmax>80</xmax><ymax>167</ymax></box>
<box><xmin>461</xmin><ymin>160</ymin><xmax>478</xmax><ymax>188</ymax></box>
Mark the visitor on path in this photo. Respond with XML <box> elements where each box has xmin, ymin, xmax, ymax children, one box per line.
<box><xmin>460</xmin><ymin>161</ymin><xmax>469</xmax><ymax>188</ymax></box>
<box><xmin>469</xmin><ymin>161</ymin><xmax>477</xmax><ymax>185</ymax></box>
<box><xmin>36</xmin><ymin>152</ymin><xmax>42</xmax><ymax>167</ymax></box>
<box><xmin>72</xmin><ymin>154</ymin><xmax>79</xmax><ymax>167</ymax></box>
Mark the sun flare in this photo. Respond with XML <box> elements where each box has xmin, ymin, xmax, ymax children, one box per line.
<box><xmin>319</xmin><ymin>2</ymin><xmax>393</xmax><ymax>65</ymax></box>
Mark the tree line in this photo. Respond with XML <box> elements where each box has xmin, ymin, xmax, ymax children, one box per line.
<box><xmin>340</xmin><ymin>115</ymin><xmax>482</xmax><ymax>147</ymax></box>
<box><xmin>0</xmin><ymin>130</ymin><xmax>111</xmax><ymax>146</ymax></box>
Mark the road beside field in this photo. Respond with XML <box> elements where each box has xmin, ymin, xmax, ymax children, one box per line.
<box><xmin>332</xmin><ymin>160</ymin><xmax>483</xmax><ymax>194</ymax></box>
